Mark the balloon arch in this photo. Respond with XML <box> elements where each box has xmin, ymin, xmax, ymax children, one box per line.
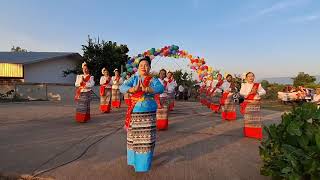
<box><xmin>124</xmin><ymin>45</ymin><xmax>217</xmax><ymax>82</ymax></box>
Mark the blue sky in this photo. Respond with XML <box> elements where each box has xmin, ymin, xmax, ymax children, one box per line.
<box><xmin>0</xmin><ymin>0</ymin><xmax>319</xmax><ymax>78</ymax></box>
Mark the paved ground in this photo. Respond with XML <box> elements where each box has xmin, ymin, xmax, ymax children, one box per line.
<box><xmin>0</xmin><ymin>101</ymin><xmax>283</xmax><ymax>180</ymax></box>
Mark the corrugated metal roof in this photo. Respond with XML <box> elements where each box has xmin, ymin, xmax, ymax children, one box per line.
<box><xmin>0</xmin><ymin>52</ymin><xmax>82</xmax><ymax>64</ymax></box>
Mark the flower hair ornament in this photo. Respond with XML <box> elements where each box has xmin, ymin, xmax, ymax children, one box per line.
<box><xmin>82</xmin><ymin>62</ymin><xmax>87</xmax><ymax>68</ymax></box>
<box><xmin>101</xmin><ymin>67</ymin><xmax>107</xmax><ymax>75</ymax></box>
<box><xmin>224</xmin><ymin>73</ymin><xmax>232</xmax><ymax>79</ymax></box>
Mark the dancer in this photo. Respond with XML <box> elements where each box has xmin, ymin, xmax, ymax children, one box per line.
<box><xmin>220</xmin><ymin>74</ymin><xmax>237</xmax><ymax>121</ymax></box>
<box><xmin>124</xmin><ymin>72</ymin><xmax>132</xmax><ymax>106</ymax></box>
<box><xmin>156</xmin><ymin>69</ymin><xmax>169</xmax><ymax>130</ymax></box>
<box><xmin>99</xmin><ymin>68</ymin><xmax>112</xmax><ymax>113</ymax></box>
<box><xmin>206</xmin><ymin>77</ymin><xmax>213</xmax><ymax>108</ymax></box>
<box><xmin>111</xmin><ymin>69</ymin><xmax>123</xmax><ymax>108</ymax></box>
<box><xmin>166</xmin><ymin>71</ymin><xmax>177</xmax><ymax>111</ymax></box>
<box><xmin>120</xmin><ymin>56</ymin><xmax>164</xmax><ymax>172</ymax></box>
<box><xmin>210</xmin><ymin>74</ymin><xmax>223</xmax><ymax>113</ymax></box>
<box><xmin>199</xmin><ymin>81</ymin><xmax>207</xmax><ymax>106</ymax></box>
<box><xmin>74</xmin><ymin>62</ymin><xmax>94</xmax><ymax>123</ymax></box>
<box><xmin>240</xmin><ymin>72</ymin><xmax>266</xmax><ymax>140</ymax></box>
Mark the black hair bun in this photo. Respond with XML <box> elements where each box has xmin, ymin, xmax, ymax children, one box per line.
<box><xmin>138</xmin><ymin>56</ymin><xmax>151</xmax><ymax>67</ymax></box>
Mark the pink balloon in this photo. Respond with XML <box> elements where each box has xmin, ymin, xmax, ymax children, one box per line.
<box><xmin>133</xmin><ymin>67</ymin><xmax>138</xmax><ymax>72</ymax></box>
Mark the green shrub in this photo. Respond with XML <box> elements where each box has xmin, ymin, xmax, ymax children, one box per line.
<box><xmin>260</xmin><ymin>103</ymin><xmax>320</xmax><ymax>180</ymax></box>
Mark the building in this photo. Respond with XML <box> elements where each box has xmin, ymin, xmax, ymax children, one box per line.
<box><xmin>0</xmin><ymin>52</ymin><xmax>83</xmax><ymax>84</ymax></box>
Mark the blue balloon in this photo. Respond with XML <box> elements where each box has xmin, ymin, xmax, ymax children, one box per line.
<box><xmin>122</xmin><ymin>72</ymin><xmax>127</xmax><ymax>77</ymax></box>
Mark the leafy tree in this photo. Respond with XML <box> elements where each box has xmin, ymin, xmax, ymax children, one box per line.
<box><xmin>172</xmin><ymin>70</ymin><xmax>196</xmax><ymax>87</ymax></box>
<box><xmin>63</xmin><ymin>36</ymin><xmax>129</xmax><ymax>84</ymax></box>
<box><xmin>262</xmin><ymin>83</ymin><xmax>285</xmax><ymax>100</ymax></box>
<box><xmin>260</xmin><ymin>103</ymin><xmax>320</xmax><ymax>180</ymax></box>
<box><xmin>261</xmin><ymin>80</ymin><xmax>270</xmax><ymax>90</ymax></box>
<box><xmin>11</xmin><ymin>46</ymin><xmax>27</xmax><ymax>52</ymax></box>
<box><xmin>293</xmin><ymin>72</ymin><xmax>316</xmax><ymax>87</ymax></box>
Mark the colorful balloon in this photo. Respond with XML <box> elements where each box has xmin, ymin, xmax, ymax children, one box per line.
<box><xmin>123</xmin><ymin>45</ymin><xmax>215</xmax><ymax>84</ymax></box>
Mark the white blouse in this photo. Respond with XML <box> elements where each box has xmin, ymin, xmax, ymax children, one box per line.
<box><xmin>221</xmin><ymin>81</ymin><xmax>231</xmax><ymax>92</ymax></box>
<box><xmin>166</xmin><ymin>78</ymin><xmax>177</xmax><ymax>93</ymax></box>
<box><xmin>240</xmin><ymin>83</ymin><xmax>266</xmax><ymax>100</ymax></box>
<box><xmin>100</xmin><ymin>76</ymin><xmax>112</xmax><ymax>88</ymax></box>
<box><xmin>158</xmin><ymin>78</ymin><xmax>168</xmax><ymax>97</ymax></box>
<box><xmin>211</xmin><ymin>80</ymin><xmax>222</xmax><ymax>93</ymax></box>
<box><xmin>206</xmin><ymin>80</ymin><xmax>212</xmax><ymax>88</ymax></box>
<box><xmin>111</xmin><ymin>76</ymin><xmax>123</xmax><ymax>90</ymax></box>
<box><xmin>75</xmin><ymin>74</ymin><xmax>95</xmax><ymax>92</ymax></box>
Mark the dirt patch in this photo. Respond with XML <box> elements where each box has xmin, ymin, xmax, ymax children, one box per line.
<box><xmin>0</xmin><ymin>173</ymin><xmax>54</xmax><ymax>180</ymax></box>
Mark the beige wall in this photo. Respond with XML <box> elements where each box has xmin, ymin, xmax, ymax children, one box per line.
<box><xmin>24</xmin><ymin>57</ymin><xmax>79</xmax><ymax>84</ymax></box>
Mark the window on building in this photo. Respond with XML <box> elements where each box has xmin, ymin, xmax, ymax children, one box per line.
<box><xmin>0</xmin><ymin>63</ymin><xmax>24</xmax><ymax>78</ymax></box>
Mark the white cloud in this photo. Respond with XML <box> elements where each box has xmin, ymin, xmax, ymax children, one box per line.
<box><xmin>257</xmin><ymin>0</ymin><xmax>306</xmax><ymax>16</ymax></box>
<box><xmin>290</xmin><ymin>14</ymin><xmax>320</xmax><ymax>23</ymax></box>
<box><xmin>236</xmin><ymin>0</ymin><xmax>311</xmax><ymax>24</ymax></box>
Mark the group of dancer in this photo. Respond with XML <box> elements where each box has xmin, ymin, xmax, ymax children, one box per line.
<box><xmin>199</xmin><ymin>72</ymin><xmax>266</xmax><ymax>140</ymax></box>
<box><xmin>74</xmin><ymin>57</ymin><xmax>269</xmax><ymax>173</ymax></box>
<box><xmin>74</xmin><ymin>57</ymin><xmax>177</xmax><ymax>172</ymax></box>
<box><xmin>75</xmin><ymin>63</ymin><xmax>124</xmax><ymax>122</ymax></box>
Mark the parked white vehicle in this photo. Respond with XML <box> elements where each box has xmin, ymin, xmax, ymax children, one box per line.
<box><xmin>278</xmin><ymin>92</ymin><xmax>298</xmax><ymax>102</ymax></box>
<box><xmin>278</xmin><ymin>88</ymin><xmax>315</xmax><ymax>103</ymax></box>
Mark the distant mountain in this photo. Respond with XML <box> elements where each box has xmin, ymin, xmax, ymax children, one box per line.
<box><xmin>259</xmin><ymin>75</ymin><xmax>320</xmax><ymax>85</ymax></box>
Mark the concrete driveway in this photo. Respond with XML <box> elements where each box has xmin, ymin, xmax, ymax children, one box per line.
<box><xmin>0</xmin><ymin>101</ymin><xmax>282</xmax><ymax>180</ymax></box>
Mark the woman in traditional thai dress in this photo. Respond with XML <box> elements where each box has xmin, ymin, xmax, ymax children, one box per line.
<box><xmin>156</xmin><ymin>69</ymin><xmax>169</xmax><ymax>130</ymax></box>
<box><xmin>123</xmin><ymin>72</ymin><xmax>132</xmax><ymax>106</ymax></box>
<box><xmin>111</xmin><ymin>69</ymin><xmax>123</xmax><ymax>108</ymax></box>
<box><xmin>120</xmin><ymin>56</ymin><xmax>164</xmax><ymax>172</ymax></box>
<box><xmin>206</xmin><ymin>78</ymin><xmax>213</xmax><ymax>108</ymax></box>
<box><xmin>99</xmin><ymin>68</ymin><xmax>112</xmax><ymax>113</ymax></box>
<box><xmin>74</xmin><ymin>62</ymin><xmax>95</xmax><ymax>123</ymax></box>
<box><xmin>210</xmin><ymin>74</ymin><xmax>224</xmax><ymax>113</ymax></box>
<box><xmin>240</xmin><ymin>72</ymin><xmax>266</xmax><ymax>140</ymax></box>
<box><xmin>220</xmin><ymin>74</ymin><xmax>237</xmax><ymax>121</ymax></box>
<box><xmin>166</xmin><ymin>71</ymin><xmax>177</xmax><ymax>111</ymax></box>
<box><xmin>199</xmin><ymin>83</ymin><xmax>206</xmax><ymax>105</ymax></box>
